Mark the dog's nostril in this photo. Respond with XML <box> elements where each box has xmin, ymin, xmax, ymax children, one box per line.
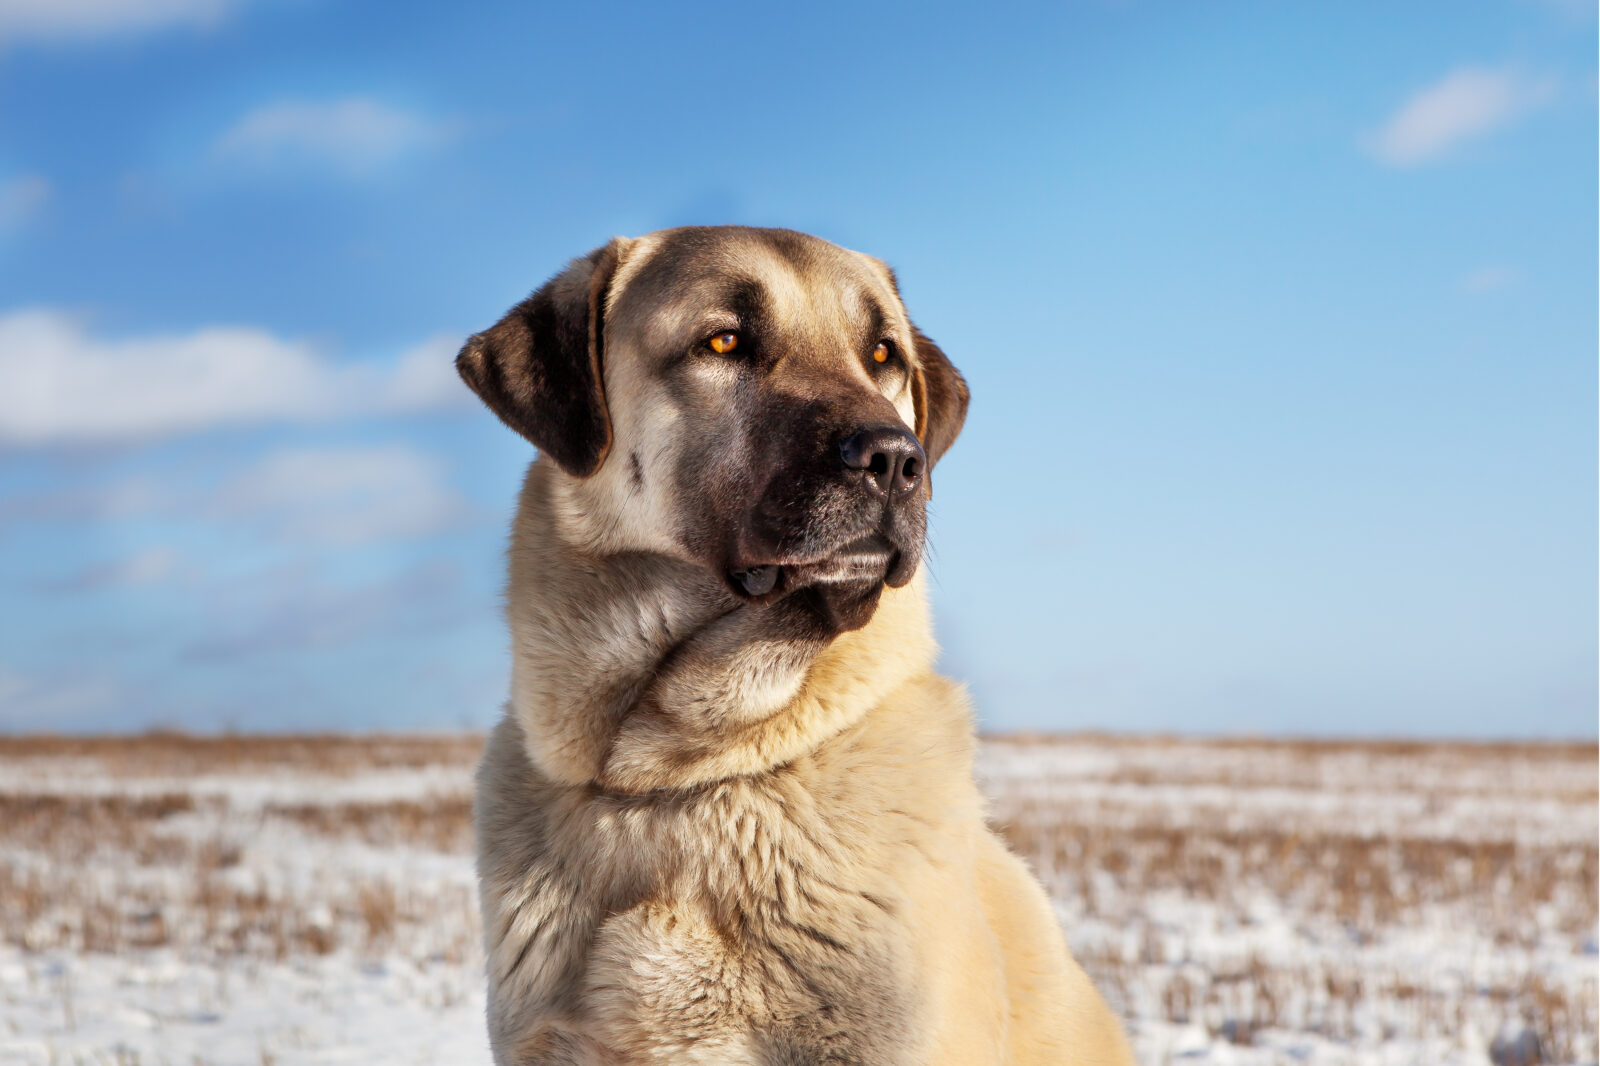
<box><xmin>868</xmin><ymin>454</ymin><xmax>889</xmax><ymax>479</ymax></box>
<box><xmin>902</xmin><ymin>456</ymin><xmax>922</xmax><ymax>481</ymax></box>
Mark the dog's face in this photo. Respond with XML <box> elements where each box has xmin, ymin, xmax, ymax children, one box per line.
<box><xmin>458</xmin><ymin>226</ymin><xmax>968</xmax><ymax>633</ymax></box>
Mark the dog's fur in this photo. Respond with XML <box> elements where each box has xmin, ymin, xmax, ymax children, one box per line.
<box><xmin>462</xmin><ymin>227</ymin><xmax>1135</xmax><ymax>1064</ymax></box>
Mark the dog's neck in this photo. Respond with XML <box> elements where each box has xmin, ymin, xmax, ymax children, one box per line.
<box><xmin>505</xmin><ymin>460</ymin><xmax>938</xmax><ymax>793</ymax></box>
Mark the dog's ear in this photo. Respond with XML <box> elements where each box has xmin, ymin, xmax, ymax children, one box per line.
<box><xmin>910</xmin><ymin>325</ymin><xmax>969</xmax><ymax>470</ymax></box>
<box><xmin>456</xmin><ymin>238</ymin><xmax>625</xmax><ymax>477</ymax></box>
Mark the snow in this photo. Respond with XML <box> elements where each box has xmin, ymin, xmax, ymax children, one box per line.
<box><xmin>0</xmin><ymin>734</ymin><xmax>1592</xmax><ymax>1065</ymax></box>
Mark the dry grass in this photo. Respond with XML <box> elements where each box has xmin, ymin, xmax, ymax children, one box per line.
<box><xmin>0</xmin><ymin>731</ymin><xmax>484</xmax><ymax>776</ymax></box>
<box><xmin>993</xmin><ymin>812</ymin><xmax>1597</xmax><ymax>1059</ymax></box>
<box><xmin>986</xmin><ymin>734</ymin><xmax>1598</xmax><ymax>1061</ymax></box>
<box><xmin>264</xmin><ymin>797</ymin><xmax>475</xmax><ymax>852</ymax></box>
<box><xmin>998</xmin><ymin>730</ymin><xmax>1594</xmax><ymax>757</ymax></box>
<box><xmin>0</xmin><ymin>736</ymin><xmax>483</xmax><ymax>967</ymax></box>
<box><xmin>0</xmin><ymin>730</ymin><xmax>1593</xmax><ymax>1062</ymax></box>
<box><xmin>1000</xmin><ymin>816</ymin><xmax>1595</xmax><ymax>931</ymax></box>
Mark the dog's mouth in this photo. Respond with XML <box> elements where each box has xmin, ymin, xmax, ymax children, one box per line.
<box><xmin>724</xmin><ymin>533</ymin><xmax>903</xmax><ymax>605</ymax></box>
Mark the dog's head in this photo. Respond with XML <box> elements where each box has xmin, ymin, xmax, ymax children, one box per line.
<box><xmin>458</xmin><ymin>226</ymin><xmax>968</xmax><ymax>633</ymax></box>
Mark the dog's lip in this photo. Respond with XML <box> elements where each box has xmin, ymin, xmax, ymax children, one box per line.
<box><xmin>785</xmin><ymin>534</ymin><xmax>895</xmax><ymax>583</ymax></box>
<box><xmin>725</xmin><ymin>534</ymin><xmax>896</xmax><ymax>602</ymax></box>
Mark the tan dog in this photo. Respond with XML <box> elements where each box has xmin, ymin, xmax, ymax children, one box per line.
<box><xmin>461</xmin><ymin>227</ymin><xmax>1135</xmax><ymax>1065</ymax></box>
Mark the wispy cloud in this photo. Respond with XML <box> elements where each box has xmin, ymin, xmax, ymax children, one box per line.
<box><xmin>0</xmin><ymin>664</ymin><xmax>120</xmax><ymax>727</ymax></box>
<box><xmin>212</xmin><ymin>98</ymin><xmax>448</xmax><ymax>176</ymax></box>
<box><xmin>1525</xmin><ymin>0</ymin><xmax>1597</xmax><ymax>25</ymax></box>
<box><xmin>1462</xmin><ymin>266</ymin><xmax>1518</xmax><ymax>292</ymax></box>
<box><xmin>180</xmin><ymin>559</ymin><xmax>465</xmax><ymax>661</ymax></box>
<box><xmin>0</xmin><ymin>0</ymin><xmax>242</xmax><ymax>45</ymax></box>
<box><xmin>213</xmin><ymin>444</ymin><xmax>471</xmax><ymax>545</ymax></box>
<box><xmin>1367</xmin><ymin>66</ymin><xmax>1556</xmax><ymax>167</ymax></box>
<box><xmin>0</xmin><ymin>474</ymin><xmax>166</xmax><ymax>526</ymax></box>
<box><xmin>35</xmin><ymin>546</ymin><xmax>178</xmax><ymax>592</ymax></box>
<box><xmin>0</xmin><ymin>310</ymin><xmax>468</xmax><ymax>445</ymax></box>
<box><xmin>0</xmin><ymin>173</ymin><xmax>50</xmax><ymax>229</ymax></box>
<box><xmin>0</xmin><ymin>442</ymin><xmax>471</xmax><ymax>547</ymax></box>
<box><xmin>383</xmin><ymin>334</ymin><xmax>472</xmax><ymax>410</ymax></box>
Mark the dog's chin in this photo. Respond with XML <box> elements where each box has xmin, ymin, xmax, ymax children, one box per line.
<box><xmin>722</xmin><ymin>533</ymin><xmax>915</xmax><ymax>632</ymax></box>
<box><xmin>791</xmin><ymin>578</ymin><xmax>885</xmax><ymax>634</ymax></box>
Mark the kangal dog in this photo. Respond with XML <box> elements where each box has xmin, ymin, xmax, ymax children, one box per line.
<box><xmin>460</xmin><ymin>226</ymin><xmax>1134</xmax><ymax>1065</ymax></box>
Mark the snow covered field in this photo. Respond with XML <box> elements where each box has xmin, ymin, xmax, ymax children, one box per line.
<box><xmin>0</xmin><ymin>733</ymin><xmax>1592</xmax><ymax>1065</ymax></box>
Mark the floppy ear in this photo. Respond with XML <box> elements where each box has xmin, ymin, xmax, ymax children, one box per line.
<box><xmin>456</xmin><ymin>239</ymin><xmax>625</xmax><ymax>477</ymax></box>
<box><xmin>910</xmin><ymin>326</ymin><xmax>969</xmax><ymax>470</ymax></box>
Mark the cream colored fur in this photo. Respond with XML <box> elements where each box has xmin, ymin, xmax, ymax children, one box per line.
<box><xmin>473</xmin><ymin>229</ymin><xmax>1135</xmax><ymax>1064</ymax></box>
<box><xmin>476</xmin><ymin>461</ymin><xmax>1135</xmax><ymax>1064</ymax></box>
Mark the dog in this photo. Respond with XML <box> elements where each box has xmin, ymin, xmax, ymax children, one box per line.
<box><xmin>460</xmin><ymin>226</ymin><xmax>1135</xmax><ymax>1065</ymax></box>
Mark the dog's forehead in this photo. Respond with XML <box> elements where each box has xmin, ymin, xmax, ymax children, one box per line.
<box><xmin>608</xmin><ymin>227</ymin><xmax>903</xmax><ymax>342</ymax></box>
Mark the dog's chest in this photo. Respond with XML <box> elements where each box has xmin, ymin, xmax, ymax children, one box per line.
<box><xmin>573</xmin><ymin>780</ymin><xmax>920</xmax><ymax>1064</ymax></box>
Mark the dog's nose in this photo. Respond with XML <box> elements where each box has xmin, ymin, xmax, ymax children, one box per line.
<box><xmin>839</xmin><ymin>425</ymin><xmax>926</xmax><ymax>497</ymax></box>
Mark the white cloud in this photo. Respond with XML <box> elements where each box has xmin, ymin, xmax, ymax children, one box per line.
<box><xmin>386</xmin><ymin>334</ymin><xmax>473</xmax><ymax>411</ymax></box>
<box><xmin>0</xmin><ymin>310</ymin><xmax>469</xmax><ymax>445</ymax></box>
<box><xmin>0</xmin><ymin>474</ymin><xmax>167</xmax><ymax>525</ymax></box>
<box><xmin>0</xmin><ymin>0</ymin><xmax>239</xmax><ymax>45</ymax></box>
<box><xmin>181</xmin><ymin>559</ymin><xmax>465</xmax><ymax>660</ymax></box>
<box><xmin>1367</xmin><ymin>66</ymin><xmax>1556</xmax><ymax>167</ymax></box>
<box><xmin>213</xmin><ymin>444</ymin><xmax>470</xmax><ymax>545</ymax></box>
<box><xmin>212</xmin><ymin>98</ymin><xmax>446</xmax><ymax>176</ymax></box>
<box><xmin>1525</xmin><ymin>0</ymin><xmax>1597</xmax><ymax>24</ymax></box>
<box><xmin>1</xmin><ymin>442</ymin><xmax>470</xmax><ymax>547</ymax></box>
<box><xmin>40</xmin><ymin>546</ymin><xmax>178</xmax><ymax>591</ymax></box>
<box><xmin>1462</xmin><ymin>266</ymin><xmax>1518</xmax><ymax>292</ymax></box>
<box><xmin>0</xmin><ymin>664</ymin><xmax>120</xmax><ymax>727</ymax></box>
<box><xmin>0</xmin><ymin>174</ymin><xmax>49</xmax><ymax>229</ymax></box>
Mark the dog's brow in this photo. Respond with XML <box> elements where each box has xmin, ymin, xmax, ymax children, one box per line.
<box><xmin>681</xmin><ymin>276</ymin><xmax>773</xmax><ymax>338</ymax></box>
<box><xmin>724</xmin><ymin>277</ymin><xmax>771</xmax><ymax>324</ymax></box>
<box><xmin>765</xmin><ymin>271</ymin><xmax>816</xmax><ymax>330</ymax></box>
<box><xmin>859</xmin><ymin>294</ymin><xmax>888</xmax><ymax>342</ymax></box>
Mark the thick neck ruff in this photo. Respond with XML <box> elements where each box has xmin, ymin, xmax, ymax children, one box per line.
<box><xmin>505</xmin><ymin>461</ymin><xmax>938</xmax><ymax>794</ymax></box>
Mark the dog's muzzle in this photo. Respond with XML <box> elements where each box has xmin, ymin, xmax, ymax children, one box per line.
<box><xmin>723</xmin><ymin>421</ymin><xmax>927</xmax><ymax>607</ymax></box>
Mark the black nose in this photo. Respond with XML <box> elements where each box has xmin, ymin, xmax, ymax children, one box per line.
<box><xmin>839</xmin><ymin>425</ymin><xmax>926</xmax><ymax>497</ymax></box>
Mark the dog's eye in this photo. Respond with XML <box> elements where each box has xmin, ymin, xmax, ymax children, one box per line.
<box><xmin>709</xmin><ymin>332</ymin><xmax>740</xmax><ymax>355</ymax></box>
<box><xmin>872</xmin><ymin>341</ymin><xmax>893</xmax><ymax>364</ymax></box>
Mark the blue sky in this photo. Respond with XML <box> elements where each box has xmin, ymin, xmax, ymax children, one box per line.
<box><xmin>0</xmin><ymin>0</ymin><xmax>1593</xmax><ymax>736</ymax></box>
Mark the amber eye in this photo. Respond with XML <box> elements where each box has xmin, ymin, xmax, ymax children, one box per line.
<box><xmin>872</xmin><ymin>341</ymin><xmax>891</xmax><ymax>364</ymax></box>
<box><xmin>709</xmin><ymin>332</ymin><xmax>739</xmax><ymax>355</ymax></box>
